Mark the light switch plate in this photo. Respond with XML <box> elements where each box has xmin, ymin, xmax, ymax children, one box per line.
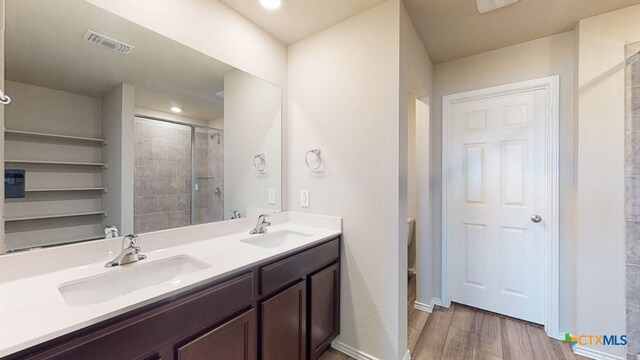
<box><xmin>268</xmin><ymin>189</ymin><xmax>276</xmax><ymax>204</ymax></box>
<box><xmin>301</xmin><ymin>189</ymin><xmax>310</xmax><ymax>207</ymax></box>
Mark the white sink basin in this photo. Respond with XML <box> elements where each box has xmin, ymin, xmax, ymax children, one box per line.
<box><xmin>240</xmin><ymin>230</ymin><xmax>312</xmax><ymax>249</ymax></box>
<box><xmin>58</xmin><ymin>255</ymin><xmax>210</xmax><ymax>307</ymax></box>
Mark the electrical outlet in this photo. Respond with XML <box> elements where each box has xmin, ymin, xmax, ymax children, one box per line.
<box><xmin>301</xmin><ymin>189</ymin><xmax>310</xmax><ymax>207</ymax></box>
<box><xmin>268</xmin><ymin>189</ymin><xmax>276</xmax><ymax>204</ymax></box>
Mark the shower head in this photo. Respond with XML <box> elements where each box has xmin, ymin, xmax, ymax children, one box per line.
<box><xmin>210</xmin><ymin>132</ymin><xmax>221</xmax><ymax>144</ymax></box>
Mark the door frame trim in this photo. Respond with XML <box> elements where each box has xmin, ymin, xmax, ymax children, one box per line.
<box><xmin>441</xmin><ymin>75</ymin><xmax>560</xmax><ymax>339</ymax></box>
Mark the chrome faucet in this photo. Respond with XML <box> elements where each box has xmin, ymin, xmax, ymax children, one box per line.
<box><xmin>250</xmin><ymin>215</ymin><xmax>271</xmax><ymax>235</ymax></box>
<box><xmin>104</xmin><ymin>225</ymin><xmax>120</xmax><ymax>239</ymax></box>
<box><xmin>231</xmin><ymin>210</ymin><xmax>242</xmax><ymax>219</ymax></box>
<box><xmin>105</xmin><ymin>234</ymin><xmax>147</xmax><ymax>268</ymax></box>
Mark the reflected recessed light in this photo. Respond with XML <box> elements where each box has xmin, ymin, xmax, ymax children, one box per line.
<box><xmin>259</xmin><ymin>0</ymin><xmax>281</xmax><ymax>10</ymax></box>
<box><xmin>477</xmin><ymin>0</ymin><xmax>520</xmax><ymax>13</ymax></box>
<box><xmin>170</xmin><ymin>106</ymin><xmax>182</xmax><ymax>113</ymax></box>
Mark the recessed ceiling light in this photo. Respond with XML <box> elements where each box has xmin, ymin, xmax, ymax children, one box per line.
<box><xmin>259</xmin><ymin>0</ymin><xmax>281</xmax><ymax>10</ymax></box>
<box><xmin>477</xmin><ymin>0</ymin><xmax>520</xmax><ymax>13</ymax></box>
<box><xmin>170</xmin><ymin>106</ymin><xmax>182</xmax><ymax>113</ymax></box>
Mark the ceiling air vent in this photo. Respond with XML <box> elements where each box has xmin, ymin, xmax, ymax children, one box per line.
<box><xmin>83</xmin><ymin>30</ymin><xmax>134</xmax><ymax>55</ymax></box>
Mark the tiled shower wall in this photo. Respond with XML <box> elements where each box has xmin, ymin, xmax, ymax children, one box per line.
<box><xmin>625</xmin><ymin>46</ymin><xmax>640</xmax><ymax>360</ymax></box>
<box><xmin>134</xmin><ymin>119</ymin><xmax>192</xmax><ymax>233</ymax></box>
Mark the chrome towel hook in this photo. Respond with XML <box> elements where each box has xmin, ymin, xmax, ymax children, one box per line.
<box><xmin>305</xmin><ymin>149</ymin><xmax>322</xmax><ymax>171</ymax></box>
<box><xmin>0</xmin><ymin>88</ymin><xmax>12</xmax><ymax>105</ymax></box>
<box><xmin>253</xmin><ymin>153</ymin><xmax>267</xmax><ymax>173</ymax></box>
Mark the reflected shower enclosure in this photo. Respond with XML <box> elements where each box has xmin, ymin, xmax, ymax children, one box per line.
<box><xmin>134</xmin><ymin>116</ymin><xmax>224</xmax><ymax>233</ymax></box>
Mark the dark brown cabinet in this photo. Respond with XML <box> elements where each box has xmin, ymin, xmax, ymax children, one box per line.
<box><xmin>5</xmin><ymin>237</ymin><xmax>340</xmax><ymax>360</ymax></box>
<box><xmin>261</xmin><ymin>281</ymin><xmax>307</xmax><ymax>360</ymax></box>
<box><xmin>309</xmin><ymin>263</ymin><xmax>340</xmax><ymax>360</ymax></box>
<box><xmin>178</xmin><ymin>309</ymin><xmax>256</xmax><ymax>360</ymax></box>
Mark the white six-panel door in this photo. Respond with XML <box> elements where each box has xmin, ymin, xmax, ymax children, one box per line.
<box><xmin>449</xmin><ymin>88</ymin><xmax>547</xmax><ymax>324</ymax></box>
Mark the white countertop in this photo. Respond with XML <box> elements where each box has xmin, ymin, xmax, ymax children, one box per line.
<box><xmin>0</xmin><ymin>212</ymin><xmax>341</xmax><ymax>358</ymax></box>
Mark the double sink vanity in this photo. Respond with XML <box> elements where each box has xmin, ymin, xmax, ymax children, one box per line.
<box><xmin>0</xmin><ymin>212</ymin><xmax>342</xmax><ymax>360</ymax></box>
<box><xmin>0</xmin><ymin>2</ymin><xmax>337</xmax><ymax>359</ymax></box>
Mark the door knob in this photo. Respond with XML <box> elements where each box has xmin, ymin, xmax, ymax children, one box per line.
<box><xmin>531</xmin><ymin>215</ymin><xmax>542</xmax><ymax>223</ymax></box>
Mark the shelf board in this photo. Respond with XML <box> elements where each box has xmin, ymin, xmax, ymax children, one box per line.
<box><xmin>5</xmin><ymin>159</ymin><xmax>108</xmax><ymax>168</ymax></box>
<box><xmin>26</xmin><ymin>187</ymin><xmax>107</xmax><ymax>193</ymax></box>
<box><xmin>65</xmin><ymin>235</ymin><xmax>105</xmax><ymax>242</ymax></box>
<box><xmin>7</xmin><ymin>235</ymin><xmax>105</xmax><ymax>253</ymax></box>
<box><xmin>5</xmin><ymin>130</ymin><xmax>108</xmax><ymax>145</ymax></box>
<box><xmin>5</xmin><ymin>211</ymin><xmax>107</xmax><ymax>222</ymax></box>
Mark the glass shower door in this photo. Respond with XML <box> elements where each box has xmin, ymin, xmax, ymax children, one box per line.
<box><xmin>193</xmin><ymin>127</ymin><xmax>224</xmax><ymax>225</ymax></box>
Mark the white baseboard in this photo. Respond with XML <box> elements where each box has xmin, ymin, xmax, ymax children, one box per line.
<box><xmin>414</xmin><ymin>301</ymin><xmax>433</xmax><ymax>313</ymax></box>
<box><xmin>331</xmin><ymin>341</ymin><xmax>411</xmax><ymax>360</ymax></box>
<box><xmin>332</xmin><ymin>341</ymin><xmax>381</xmax><ymax>360</ymax></box>
<box><xmin>548</xmin><ymin>331</ymin><xmax>565</xmax><ymax>341</ymax></box>
<box><xmin>413</xmin><ymin>297</ymin><xmax>444</xmax><ymax>313</ymax></box>
<box><xmin>402</xmin><ymin>349</ymin><xmax>411</xmax><ymax>360</ymax></box>
<box><xmin>574</xmin><ymin>345</ymin><xmax>626</xmax><ymax>360</ymax></box>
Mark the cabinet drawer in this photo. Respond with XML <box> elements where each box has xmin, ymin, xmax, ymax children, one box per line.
<box><xmin>177</xmin><ymin>309</ymin><xmax>256</xmax><ymax>360</ymax></box>
<box><xmin>22</xmin><ymin>273</ymin><xmax>254</xmax><ymax>360</ymax></box>
<box><xmin>260</xmin><ymin>238</ymin><xmax>339</xmax><ymax>296</ymax></box>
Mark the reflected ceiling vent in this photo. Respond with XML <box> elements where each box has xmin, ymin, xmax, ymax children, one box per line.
<box><xmin>83</xmin><ymin>30</ymin><xmax>134</xmax><ymax>55</ymax></box>
<box><xmin>477</xmin><ymin>0</ymin><xmax>520</xmax><ymax>13</ymax></box>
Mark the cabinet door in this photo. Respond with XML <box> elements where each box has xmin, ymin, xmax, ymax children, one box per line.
<box><xmin>261</xmin><ymin>281</ymin><xmax>306</xmax><ymax>360</ymax></box>
<box><xmin>177</xmin><ymin>309</ymin><xmax>256</xmax><ymax>360</ymax></box>
<box><xmin>309</xmin><ymin>263</ymin><xmax>340</xmax><ymax>360</ymax></box>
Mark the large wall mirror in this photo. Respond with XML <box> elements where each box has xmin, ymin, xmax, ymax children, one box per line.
<box><xmin>2</xmin><ymin>0</ymin><xmax>282</xmax><ymax>253</ymax></box>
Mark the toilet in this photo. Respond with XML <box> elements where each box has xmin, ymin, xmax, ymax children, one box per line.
<box><xmin>407</xmin><ymin>217</ymin><xmax>415</xmax><ymax>246</ymax></box>
<box><xmin>407</xmin><ymin>218</ymin><xmax>416</xmax><ymax>275</ymax></box>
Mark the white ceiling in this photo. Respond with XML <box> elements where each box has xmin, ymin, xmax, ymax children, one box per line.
<box><xmin>7</xmin><ymin>0</ymin><xmax>233</xmax><ymax>121</ymax></box>
<box><xmin>220</xmin><ymin>0</ymin><xmax>386</xmax><ymax>44</ymax></box>
<box><xmin>404</xmin><ymin>0</ymin><xmax>640</xmax><ymax>63</ymax></box>
<box><xmin>222</xmin><ymin>0</ymin><xmax>640</xmax><ymax>64</ymax></box>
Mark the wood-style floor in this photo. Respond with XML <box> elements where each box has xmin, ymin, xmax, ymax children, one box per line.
<box><xmin>319</xmin><ymin>275</ymin><xmax>589</xmax><ymax>360</ymax></box>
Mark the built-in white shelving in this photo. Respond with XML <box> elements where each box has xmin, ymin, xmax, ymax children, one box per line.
<box><xmin>5</xmin><ymin>159</ymin><xmax>108</xmax><ymax>168</ymax></box>
<box><xmin>8</xmin><ymin>235</ymin><xmax>106</xmax><ymax>253</ymax></box>
<box><xmin>5</xmin><ymin>129</ymin><xmax>108</xmax><ymax>145</ymax></box>
<box><xmin>5</xmin><ymin>211</ymin><xmax>107</xmax><ymax>222</ymax></box>
<box><xmin>26</xmin><ymin>187</ymin><xmax>108</xmax><ymax>193</ymax></box>
<box><xmin>4</xmin><ymin>123</ymin><xmax>109</xmax><ymax>251</ymax></box>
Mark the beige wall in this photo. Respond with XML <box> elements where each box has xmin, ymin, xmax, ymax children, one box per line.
<box><xmin>209</xmin><ymin>118</ymin><xmax>224</xmax><ymax>129</ymax></box>
<box><xmin>224</xmin><ymin>70</ymin><xmax>282</xmax><ymax>219</ymax></box>
<box><xmin>400</xmin><ymin>1</ymin><xmax>435</xmax><ymax>322</ymax></box>
<box><xmin>432</xmin><ymin>31</ymin><xmax>577</xmax><ymax>333</ymax></box>
<box><xmin>6</xmin><ymin>81</ymin><xmax>102</xmax><ymax>136</ymax></box>
<box><xmin>287</xmin><ymin>1</ymin><xmax>403</xmax><ymax>358</ymax></box>
<box><xmin>102</xmin><ymin>83</ymin><xmax>136</xmax><ymax>235</ymax></box>
<box><xmin>575</xmin><ymin>5</ymin><xmax>640</xmax><ymax>358</ymax></box>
